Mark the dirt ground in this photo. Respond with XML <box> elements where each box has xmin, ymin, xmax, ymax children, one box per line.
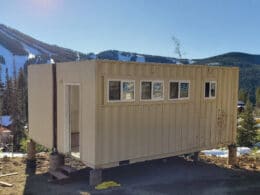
<box><xmin>0</xmin><ymin>153</ymin><xmax>260</xmax><ymax>195</ymax></box>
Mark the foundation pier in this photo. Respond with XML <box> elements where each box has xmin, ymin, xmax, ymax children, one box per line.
<box><xmin>27</xmin><ymin>139</ymin><xmax>36</xmax><ymax>161</ymax></box>
<box><xmin>89</xmin><ymin>169</ymin><xmax>102</xmax><ymax>186</ymax></box>
<box><xmin>228</xmin><ymin>144</ymin><xmax>237</xmax><ymax>166</ymax></box>
<box><xmin>193</xmin><ymin>151</ymin><xmax>200</xmax><ymax>162</ymax></box>
<box><xmin>49</xmin><ymin>153</ymin><xmax>65</xmax><ymax>172</ymax></box>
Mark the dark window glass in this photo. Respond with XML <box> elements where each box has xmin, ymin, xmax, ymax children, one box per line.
<box><xmin>170</xmin><ymin>82</ymin><xmax>179</xmax><ymax>99</ymax></box>
<box><xmin>109</xmin><ymin>81</ymin><xmax>120</xmax><ymax>100</ymax></box>
<box><xmin>205</xmin><ymin>82</ymin><xmax>210</xmax><ymax>97</ymax></box>
<box><xmin>210</xmin><ymin>82</ymin><xmax>216</xmax><ymax>97</ymax></box>
<box><xmin>180</xmin><ymin>82</ymin><xmax>189</xmax><ymax>98</ymax></box>
<box><xmin>141</xmin><ymin>82</ymin><xmax>152</xmax><ymax>99</ymax></box>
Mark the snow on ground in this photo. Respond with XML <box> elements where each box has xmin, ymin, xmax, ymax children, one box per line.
<box><xmin>202</xmin><ymin>147</ymin><xmax>252</xmax><ymax>157</ymax></box>
<box><xmin>0</xmin><ymin>152</ymin><xmax>26</xmax><ymax>158</ymax></box>
<box><xmin>21</xmin><ymin>43</ymin><xmax>40</xmax><ymax>59</ymax></box>
<box><xmin>0</xmin><ymin>44</ymin><xmax>28</xmax><ymax>81</ymax></box>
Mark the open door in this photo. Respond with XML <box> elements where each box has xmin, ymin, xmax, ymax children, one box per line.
<box><xmin>65</xmin><ymin>85</ymin><xmax>80</xmax><ymax>158</ymax></box>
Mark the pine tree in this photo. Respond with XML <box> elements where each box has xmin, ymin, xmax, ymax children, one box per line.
<box><xmin>17</xmin><ymin>67</ymin><xmax>27</xmax><ymax>122</ymax></box>
<box><xmin>237</xmin><ymin>99</ymin><xmax>257</xmax><ymax>146</ymax></box>
<box><xmin>256</xmin><ymin>87</ymin><xmax>260</xmax><ymax>108</ymax></box>
<box><xmin>2</xmin><ymin>68</ymin><xmax>13</xmax><ymax>115</ymax></box>
<box><xmin>10</xmin><ymin>66</ymin><xmax>25</xmax><ymax>150</ymax></box>
<box><xmin>238</xmin><ymin>89</ymin><xmax>248</xmax><ymax>103</ymax></box>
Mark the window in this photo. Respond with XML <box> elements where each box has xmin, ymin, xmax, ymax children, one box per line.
<box><xmin>122</xmin><ymin>81</ymin><xmax>135</xmax><ymax>100</ymax></box>
<box><xmin>169</xmin><ymin>81</ymin><xmax>190</xmax><ymax>100</ymax></box>
<box><xmin>169</xmin><ymin>82</ymin><xmax>178</xmax><ymax>99</ymax></box>
<box><xmin>205</xmin><ymin>81</ymin><xmax>216</xmax><ymax>98</ymax></box>
<box><xmin>180</xmin><ymin>82</ymin><xmax>189</xmax><ymax>98</ymax></box>
<box><xmin>141</xmin><ymin>81</ymin><xmax>164</xmax><ymax>100</ymax></box>
<box><xmin>108</xmin><ymin>80</ymin><xmax>135</xmax><ymax>102</ymax></box>
<box><xmin>141</xmin><ymin>81</ymin><xmax>152</xmax><ymax>100</ymax></box>
<box><xmin>153</xmin><ymin>81</ymin><xmax>164</xmax><ymax>100</ymax></box>
<box><xmin>109</xmin><ymin>81</ymin><xmax>120</xmax><ymax>101</ymax></box>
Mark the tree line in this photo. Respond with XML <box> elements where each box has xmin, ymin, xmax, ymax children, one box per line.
<box><xmin>237</xmin><ymin>87</ymin><xmax>260</xmax><ymax>147</ymax></box>
<box><xmin>0</xmin><ymin>64</ymin><xmax>27</xmax><ymax>151</ymax></box>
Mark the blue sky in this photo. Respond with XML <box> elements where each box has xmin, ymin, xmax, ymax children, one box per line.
<box><xmin>1</xmin><ymin>0</ymin><xmax>260</xmax><ymax>58</ymax></box>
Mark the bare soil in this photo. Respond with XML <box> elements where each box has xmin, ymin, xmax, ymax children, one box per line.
<box><xmin>0</xmin><ymin>153</ymin><xmax>259</xmax><ymax>195</ymax></box>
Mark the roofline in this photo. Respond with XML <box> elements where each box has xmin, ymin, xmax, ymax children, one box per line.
<box><xmin>28</xmin><ymin>59</ymin><xmax>239</xmax><ymax>70</ymax></box>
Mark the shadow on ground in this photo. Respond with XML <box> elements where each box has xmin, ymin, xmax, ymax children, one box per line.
<box><xmin>23</xmin><ymin>157</ymin><xmax>260</xmax><ymax>195</ymax></box>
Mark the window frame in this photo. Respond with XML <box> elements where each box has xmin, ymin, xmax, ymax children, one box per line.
<box><xmin>107</xmin><ymin>79</ymin><xmax>135</xmax><ymax>102</ymax></box>
<box><xmin>140</xmin><ymin>80</ymin><xmax>164</xmax><ymax>101</ymax></box>
<box><xmin>169</xmin><ymin>80</ymin><xmax>190</xmax><ymax>100</ymax></box>
<box><xmin>204</xmin><ymin>80</ymin><xmax>217</xmax><ymax>99</ymax></box>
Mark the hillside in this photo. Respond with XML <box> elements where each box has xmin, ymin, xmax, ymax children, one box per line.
<box><xmin>195</xmin><ymin>52</ymin><xmax>260</xmax><ymax>102</ymax></box>
<box><xmin>0</xmin><ymin>24</ymin><xmax>259</xmax><ymax>101</ymax></box>
<box><xmin>0</xmin><ymin>24</ymin><xmax>89</xmax><ymax>77</ymax></box>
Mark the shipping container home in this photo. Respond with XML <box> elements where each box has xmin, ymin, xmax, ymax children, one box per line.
<box><xmin>28</xmin><ymin>60</ymin><xmax>239</xmax><ymax>170</ymax></box>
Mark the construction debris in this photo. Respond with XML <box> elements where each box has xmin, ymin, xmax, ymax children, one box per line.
<box><xmin>0</xmin><ymin>172</ymin><xmax>18</xmax><ymax>178</ymax></box>
<box><xmin>0</xmin><ymin>181</ymin><xmax>13</xmax><ymax>187</ymax></box>
<box><xmin>95</xmin><ymin>181</ymin><xmax>121</xmax><ymax>190</ymax></box>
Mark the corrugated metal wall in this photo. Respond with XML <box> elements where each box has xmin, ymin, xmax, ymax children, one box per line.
<box><xmin>28</xmin><ymin>60</ymin><xmax>238</xmax><ymax>169</ymax></box>
<box><xmin>95</xmin><ymin>61</ymin><xmax>238</xmax><ymax>168</ymax></box>
<box><xmin>28</xmin><ymin>64</ymin><xmax>53</xmax><ymax>148</ymax></box>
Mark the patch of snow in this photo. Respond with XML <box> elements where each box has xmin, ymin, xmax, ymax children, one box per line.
<box><xmin>0</xmin><ymin>152</ymin><xmax>26</xmax><ymax>158</ymax></box>
<box><xmin>136</xmin><ymin>55</ymin><xmax>145</xmax><ymax>62</ymax></box>
<box><xmin>0</xmin><ymin>28</ymin><xmax>40</xmax><ymax>60</ymax></box>
<box><xmin>22</xmin><ymin>43</ymin><xmax>41</xmax><ymax>56</ymax></box>
<box><xmin>208</xmin><ymin>62</ymin><xmax>220</xmax><ymax>66</ymax></box>
<box><xmin>0</xmin><ymin>27</ymin><xmax>52</xmax><ymax>55</ymax></box>
<box><xmin>32</xmin><ymin>44</ymin><xmax>53</xmax><ymax>55</ymax></box>
<box><xmin>170</xmin><ymin>58</ymin><xmax>177</xmax><ymax>63</ymax></box>
<box><xmin>47</xmin><ymin>58</ymin><xmax>55</xmax><ymax>64</ymax></box>
<box><xmin>188</xmin><ymin>59</ymin><xmax>195</xmax><ymax>64</ymax></box>
<box><xmin>202</xmin><ymin>147</ymin><xmax>251</xmax><ymax>157</ymax></box>
<box><xmin>0</xmin><ymin>44</ymin><xmax>27</xmax><ymax>80</ymax></box>
<box><xmin>118</xmin><ymin>52</ymin><xmax>132</xmax><ymax>62</ymax></box>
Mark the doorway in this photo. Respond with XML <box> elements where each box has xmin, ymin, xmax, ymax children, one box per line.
<box><xmin>65</xmin><ymin>84</ymin><xmax>80</xmax><ymax>158</ymax></box>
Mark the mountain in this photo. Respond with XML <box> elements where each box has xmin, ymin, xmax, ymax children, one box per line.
<box><xmin>195</xmin><ymin>52</ymin><xmax>260</xmax><ymax>67</ymax></box>
<box><xmin>0</xmin><ymin>24</ymin><xmax>259</xmax><ymax>102</ymax></box>
<box><xmin>0</xmin><ymin>24</ymin><xmax>89</xmax><ymax>77</ymax></box>
<box><xmin>195</xmin><ymin>52</ymin><xmax>260</xmax><ymax>102</ymax></box>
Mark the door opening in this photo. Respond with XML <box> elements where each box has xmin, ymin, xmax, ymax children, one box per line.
<box><xmin>65</xmin><ymin>85</ymin><xmax>80</xmax><ymax>158</ymax></box>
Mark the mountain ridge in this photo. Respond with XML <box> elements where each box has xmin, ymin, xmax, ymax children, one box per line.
<box><xmin>0</xmin><ymin>24</ymin><xmax>259</xmax><ymax>101</ymax></box>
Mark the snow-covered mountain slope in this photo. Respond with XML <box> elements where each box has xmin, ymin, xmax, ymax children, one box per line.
<box><xmin>0</xmin><ymin>24</ymin><xmax>189</xmax><ymax>80</ymax></box>
<box><xmin>90</xmin><ymin>50</ymin><xmax>187</xmax><ymax>64</ymax></box>
<box><xmin>0</xmin><ymin>24</ymin><xmax>88</xmax><ymax>79</ymax></box>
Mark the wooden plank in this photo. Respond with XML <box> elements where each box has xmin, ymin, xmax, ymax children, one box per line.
<box><xmin>49</xmin><ymin>171</ymin><xmax>69</xmax><ymax>180</ymax></box>
<box><xmin>0</xmin><ymin>181</ymin><xmax>13</xmax><ymax>187</ymax></box>
<box><xmin>0</xmin><ymin>172</ymin><xmax>18</xmax><ymax>178</ymax></box>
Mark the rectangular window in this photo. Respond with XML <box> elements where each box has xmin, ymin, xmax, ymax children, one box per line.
<box><xmin>205</xmin><ymin>82</ymin><xmax>210</xmax><ymax>98</ymax></box>
<box><xmin>108</xmin><ymin>80</ymin><xmax>135</xmax><ymax>102</ymax></box>
<box><xmin>122</xmin><ymin>81</ymin><xmax>135</xmax><ymax>101</ymax></box>
<box><xmin>109</xmin><ymin>81</ymin><xmax>121</xmax><ymax>101</ymax></box>
<box><xmin>141</xmin><ymin>81</ymin><xmax>164</xmax><ymax>100</ymax></box>
<box><xmin>180</xmin><ymin>82</ymin><xmax>189</xmax><ymax>98</ymax></box>
<box><xmin>141</xmin><ymin>81</ymin><xmax>152</xmax><ymax>100</ymax></box>
<box><xmin>205</xmin><ymin>81</ymin><xmax>216</xmax><ymax>98</ymax></box>
<box><xmin>169</xmin><ymin>82</ymin><xmax>179</xmax><ymax>99</ymax></box>
<box><xmin>153</xmin><ymin>81</ymin><xmax>164</xmax><ymax>100</ymax></box>
<box><xmin>169</xmin><ymin>81</ymin><xmax>190</xmax><ymax>100</ymax></box>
